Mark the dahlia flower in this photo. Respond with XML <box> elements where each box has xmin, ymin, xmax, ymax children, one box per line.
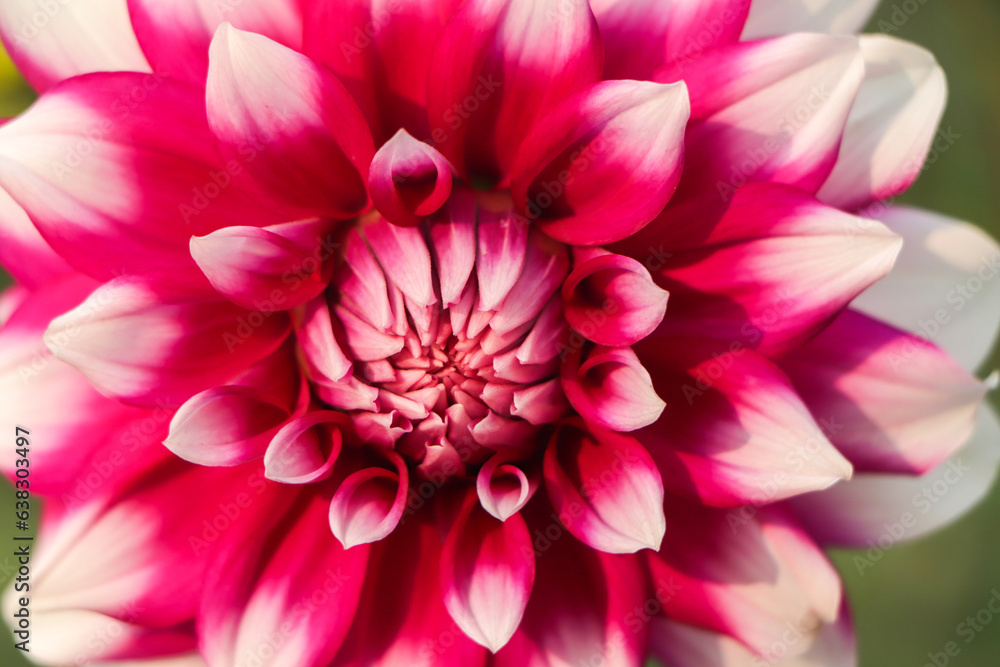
<box><xmin>1</xmin><ymin>0</ymin><xmax>998</xmax><ymax>665</ymax></box>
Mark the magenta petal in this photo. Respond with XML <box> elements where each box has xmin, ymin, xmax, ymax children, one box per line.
<box><xmin>427</xmin><ymin>0</ymin><xmax>603</xmax><ymax>183</ymax></box>
<box><xmin>592</xmin><ymin>0</ymin><xmax>750</xmax><ymax>80</ymax></box>
<box><xmin>0</xmin><ymin>73</ymin><xmax>279</xmax><ymax>280</ymax></box>
<box><xmin>511</xmin><ymin>80</ymin><xmax>690</xmax><ymax>245</ymax></box>
<box><xmin>190</xmin><ymin>219</ymin><xmax>338</xmax><ymax>310</ymax></box>
<box><xmin>129</xmin><ymin>0</ymin><xmax>303</xmax><ymax>85</ymax></box>
<box><xmin>264</xmin><ymin>411</ymin><xmax>345</xmax><ymax>484</ymax></box>
<box><xmin>781</xmin><ymin>309</ymin><xmax>985</xmax><ymax>474</ymax></box>
<box><xmin>441</xmin><ymin>492</ymin><xmax>535</xmax><ymax>652</ymax></box>
<box><xmin>563</xmin><ymin>253</ymin><xmax>669</xmax><ymax>347</ymax></box>
<box><xmin>0</xmin><ymin>189</ymin><xmax>71</xmax><ymax>289</ymax></box>
<box><xmin>562</xmin><ymin>345</ymin><xmax>665</xmax><ymax>432</ymax></box>
<box><xmin>164</xmin><ymin>386</ymin><xmax>290</xmax><ymax>466</ymax></box>
<box><xmin>43</xmin><ymin>271</ymin><xmax>291</xmax><ymax>408</ymax></box>
<box><xmin>200</xmin><ymin>491</ymin><xmax>369</xmax><ymax>667</ymax></box>
<box><xmin>206</xmin><ymin>24</ymin><xmax>374</xmax><ymax>219</ymax></box>
<box><xmin>329</xmin><ymin>453</ymin><xmax>409</xmax><ymax>549</ymax></box>
<box><xmin>369</xmin><ymin>129</ymin><xmax>454</xmax><ymax>226</ymax></box>
<box><xmin>545</xmin><ymin>422</ymin><xmax>665</xmax><ymax>553</ymax></box>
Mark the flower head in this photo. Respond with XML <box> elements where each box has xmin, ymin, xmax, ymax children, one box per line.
<box><xmin>1</xmin><ymin>1</ymin><xmax>998</xmax><ymax>666</ymax></box>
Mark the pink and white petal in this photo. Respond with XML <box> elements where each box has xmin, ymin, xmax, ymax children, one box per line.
<box><xmin>331</xmin><ymin>518</ymin><xmax>488</xmax><ymax>667</ymax></box>
<box><xmin>430</xmin><ymin>191</ymin><xmax>478</xmax><ymax>306</ymax></box>
<box><xmin>511</xmin><ymin>80</ymin><xmax>689</xmax><ymax>246</ymax></box>
<box><xmin>427</xmin><ymin>0</ymin><xmax>603</xmax><ymax>183</ymax></box>
<box><xmin>0</xmin><ymin>0</ymin><xmax>149</xmax><ymax>92</ymax></box>
<box><xmin>303</xmin><ymin>0</ymin><xmax>463</xmax><ymax>143</ymax></box>
<box><xmin>200</xmin><ymin>490</ymin><xmax>370</xmax><ymax>667</ymax></box>
<box><xmin>742</xmin><ymin>0</ymin><xmax>880</xmax><ymax>39</ymax></box>
<box><xmin>649</xmin><ymin>608</ymin><xmax>857</xmax><ymax>667</ymax></box>
<box><xmin>191</xmin><ymin>220</ymin><xmax>338</xmax><ymax>310</ymax></box>
<box><xmin>0</xmin><ymin>274</ymin><xmax>174</xmax><ymax>496</ymax></box>
<box><xmin>562</xmin><ymin>253</ymin><xmax>668</xmax><ymax>347</ymax></box>
<box><xmin>0</xmin><ymin>187</ymin><xmax>72</xmax><ymax>288</ymax></box>
<box><xmin>561</xmin><ymin>345</ymin><xmax>665</xmax><ymax>432</ymax></box>
<box><xmin>129</xmin><ymin>0</ymin><xmax>302</xmax><ymax>84</ymax></box>
<box><xmin>545</xmin><ymin>423</ymin><xmax>665</xmax><ymax>554</ymax></box>
<box><xmin>792</xmin><ymin>405</ymin><xmax>1000</xmax><ymax>547</ymax></box>
<box><xmin>207</xmin><ymin>25</ymin><xmax>374</xmax><ymax>219</ymax></box>
<box><xmin>490</xmin><ymin>231</ymin><xmax>570</xmax><ymax>335</ymax></box>
<box><xmin>43</xmin><ymin>271</ymin><xmax>291</xmax><ymax>408</ymax></box>
<box><xmin>329</xmin><ymin>454</ymin><xmax>409</xmax><ymax>549</ymax></box>
<box><xmin>264</xmin><ymin>411</ymin><xmax>345</xmax><ymax>484</ymax></box>
<box><xmin>592</xmin><ymin>0</ymin><xmax>750</xmax><ymax>80</ymax></box>
<box><xmin>493</xmin><ymin>530</ymin><xmax>648</xmax><ymax>667</ymax></box>
<box><xmin>651</xmin><ymin>189</ymin><xmax>901</xmax><ymax>355</ymax></box>
<box><xmin>0</xmin><ymin>73</ymin><xmax>279</xmax><ymax>280</ymax></box>
<box><xmin>635</xmin><ymin>339</ymin><xmax>854</xmax><ymax>508</ymax></box>
<box><xmin>851</xmin><ymin>206</ymin><xmax>1000</xmax><ymax>373</ymax></box>
<box><xmin>369</xmin><ymin>129</ymin><xmax>453</xmax><ymax>226</ymax></box>
<box><xmin>164</xmin><ymin>385</ymin><xmax>290</xmax><ymax>467</ymax></box>
<box><xmin>818</xmin><ymin>36</ymin><xmax>947</xmax><ymax>210</ymax></box>
<box><xmin>441</xmin><ymin>493</ymin><xmax>535</xmax><ymax>652</ymax></box>
<box><xmin>648</xmin><ymin>500</ymin><xmax>840</xmax><ymax>656</ymax></box>
<box><xmin>477</xmin><ymin>454</ymin><xmax>536</xmax><ymax>521</ymax></box>
<box><xmin>476</xmin><ymin>204</ymin><xmax>529</xmax><ymax>311</ymax></box>
<box><xmin>296</xmin><ymin>297</ymin><xmax>353</xmax><ymax>385</ymax></box>
<box><xmin>782</xmin><ymin>309</ymin><xmax>985</xmax><ymax>474</ymax></box>
<box><xmin>658</xmin><ymin>34</ymin><xmax>863</xmax><ymax>205</ymax></box>
<box><xmin>363</xmin><ymin>215</ymin><xmax>436</xmax><ymax>307</ymax></box>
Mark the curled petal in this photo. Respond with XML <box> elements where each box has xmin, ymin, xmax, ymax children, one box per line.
<box><xmin>164</xmin><ymin>385</ymin><xmax>290</xmax><ymax>467</ymax></box>
<box><xmin>191</xmin><ymin>219</ymin><xmax>338</xmax><ymax>310</ymax></box>
<box><xmin>441</xmin><ymin>493</ymin><xmax>535</xmax><ymax>652</ymax></box>
<box><xmin>562</xmin><ymin>253</ymin><xmax>668</xmax><ymax>346</ymax></box>
<box><xmin>511</xmin><ymin>80</ymin><xmax>690</xmax><ymax>246</ymax></box>
<box><xmin>562</xmin><ymin>345</ymin><xmax>665</xmax><ymax>432</ymax></box>
<box><xmin>207</xmin><ymin>24</ymin><xmax>373</xmax><ymax>219</ymax></box>
<box><xmin>369</xmin><ymin>129</ymin><xmax>454</xmax><ymax>226</ymax></box>
<box><xmin>264</xmin><ymin>412</ymin><xmax>345</xmax><ymax>484</ymax></box>
<box><xmin>544</xmin><ymin>422</ymin><xmax>665</xmax><ymax>553</ymax></box>
<box><xmin>477</xmin><ymin>454</ymin><xmax>536</xmax><ymax>521</ymax></box>
<box><xmin>329</xmin><ymin>453</ymin><xmax>409</xmax><ymax>549</ymax></box>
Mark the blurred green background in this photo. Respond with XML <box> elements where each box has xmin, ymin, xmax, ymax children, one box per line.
<box><xmin>1</xmin><ymin>1</ymin><xmax>1000</xmax><ymax>664</ymax></box>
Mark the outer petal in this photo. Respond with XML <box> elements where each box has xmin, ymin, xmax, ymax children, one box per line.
<box><xmin>657</xmin><ymin>34</ymin><xmax>864</xmax><ymax>209</ymax></box>
<box><xmin>742</xmin><ymin>0</ymin><xmax>880</xmax><ymax>39</ymax></box>
<box><xmin>330</xmin><ymin>518</ymin><xmax>488</xmax><ymax>667</ymax></box>
<box><xmin>427</xmin><ymin>0</ymin><xmax>602</xmax><ymax>183</ymax></box>
<box><xmin>441</xmin><ymin>492</ymin><xmax>535</xmax><ymax>652</ymax></box>
<box><xmin>792</xmin><ymin>405</ymin><xmax>1000</xmax><ymax>547</ymax></box>
<box><xmin>544</xmin><ymin>422</ymin><xmax>665</xmax><ymax>553</ymax></box>
<box><xmin>511</xmin><ymin>80</ymin><xmax>689</xmax><ymax>246</ymax></box>
<box><xmin>591</xmin><ymin>0</ymin><xmax>750</xmax><ymax>80</ymax></box>
<box><xmin>493</xmin><ymin>525</ymin><xmax>648</xmax><ymax>667</ymax></box>
<box><xmin>0</xmin><ymin>187</ymin><xmax>72</xmax><ymax>288</ymax></box>
<box><xmin>648</xmin><ymin>186</ymin><xmax>901</xmax><ymax>355</ymax></box>
<box><xmin>648</xmin><ymin>500</ymin><xmax>841</xmax><ymax>656</ymax></box>
<box><xmin>129</xmin><ymin>0</ymin><xmax>303</xmax><ymax>84</ymax></box>
<box><xmin>0</xmin><ymin>0</ymin><xmax>149</xmax><ymax>92</ymax></box>
<box><xmin>650</xmin><ymin>608</ymin><xmax>857</xmax><ymax>667</ymax></box>
<box><xmin>851</xmin><ymin>205</ymin><xmax>1000</xmax><ymax>373</ymax></box>
<box><xmin>200</xmin><ymin>490</ymin><xmax>370</xmax><ymax>667</ymax></box>
<box><xmin>0</xmin><ymin>274</ymin><xmax>171</xmax><ymax>497</ymax></box>
<box><xmin>43</xmin><ymin>271</ymin><xmax>291</xmax><ymax>408</ymax></box>
<box><xmin>635</xmin><ymin>338</ymin><xmax>854</xmax><ymax>508</ymax></box>
<box><xmin>818</xmin><ymin>35</ymin><xmax>947</xmax><ymax>210</ymax></box>
<box><xmin>207</xmin><ymin>25</ymin><xmax>374</xmax><ymax>220</ymax></box>
<box><xmin>302</xmin><ymin>0</ymin><xmax>463</xmax><ymax>142</ymax></box>
<box><xmin>781</xmin><ymin>309</ymin><xmax>985</xmax><ymax>474</ymax></box>
<box><xmin>0</xmin><ymin>73</ymin><xmax>278</xmax><ymax>280</ymax></box>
